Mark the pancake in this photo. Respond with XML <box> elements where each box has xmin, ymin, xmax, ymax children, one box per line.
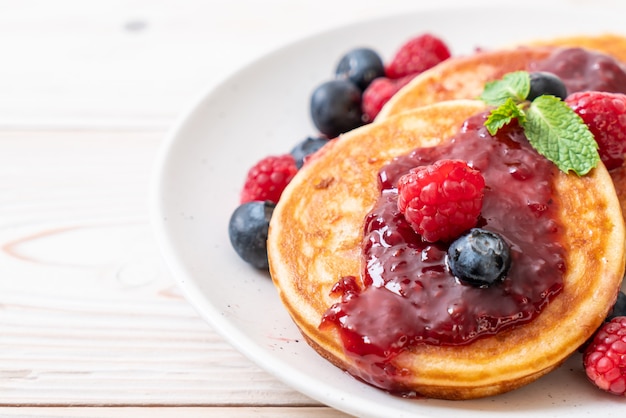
<box><xmin>267</xmin><ymin>100</ymin><xmax>625</xmax><ymax>399</ymax></box>
<box><xmin>378</xmin><ymin>47</ymin><xmax>553</xmax><ymax>119</ymax></box>
<box><xmin>378</xmin><ymin>34</ymin><xmax>626</xmax><ymax>120</ymax></box>
<box><xmin>378</xmin><ymin>33</ymin><xmax>626</xmax><ymax>225</ymax></box>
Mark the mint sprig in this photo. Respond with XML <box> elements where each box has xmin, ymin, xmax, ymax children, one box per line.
<box><xmin>481</xmin><ymin>71</ymin><xmax>530</xmax><ymax>106</ymax></box>
<box><xmin>479</xmin><ymin>71</ymin><xmax>599</xmax><ymax>176</ymax></box>
<box><xmin>484</xmin><ymin>97</ymin><xmax>526</xmax><ymax>135</ymax></box>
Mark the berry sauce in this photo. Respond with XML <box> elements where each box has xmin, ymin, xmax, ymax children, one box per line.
<box><xmin>530</xmin><ymin>47</ymin><xmax>626</xmax><ymax>94</ymax></box>
<box><xmin>320</xmin><ymin>113</ymin><xmax>566</xmax><ymax>393</ymax></box>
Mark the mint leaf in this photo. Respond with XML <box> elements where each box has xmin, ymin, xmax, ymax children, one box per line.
<box><xmin>522</xmin><ymin>95</ymin><xmax>600</xmax><ymax>175</ymax></box>
<box><xmin>484</xmin><ymin>98</ymin><xmax>527</xmax><ymax>135</ymax></box>
<box><xmin>480</xmin><ymin>71</ymin><xmax>600</xmax><ymax>176</ymax></box>
<box><xmin>479</xmin><ymin>71</ymin><xmax>530</xmax><ymax>106</ymax></box>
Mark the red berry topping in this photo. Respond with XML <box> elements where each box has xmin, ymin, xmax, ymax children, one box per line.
<box><xmin>385</xmin><ymin>33</ymin><xmax>451</xmax><ymax>79</ymax></box>
<box><xmin>565</xmin><ymin>91</ymin><xmax>626</xmax><ymax>170</ymax></box>
<box><xmin>362</xmin><ymin>75</ymin><xmax>415</xmax><ymax>122</ymax></box>
<box><xmin>583</xmin><ymin>316</ymin><xmax>626</xmax><ymax>396</ymax></box>
<box><xmin>240</xmin><ymin>154</ymin><xmax>298</xmax><ymax>204</ymax></box>
<box><xmin>397</xmin><ymin>159</ymin><xmax>485</xmax><ymax>243</ymax></box>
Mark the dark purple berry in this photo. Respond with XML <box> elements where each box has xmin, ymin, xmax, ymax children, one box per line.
<box><xmin>607</xmin><ymin>291</ymin><xmax>626</xmax><ymax>321</ymax></box>
<box><xmin>290</xmin><ymin>136</ymin><xmax>329</xmax><ymax>169</ymax></box>
<box><xmin>310</xmin><ymin>79</ymin><xmax>363</xmax><ymax>138</ymax></box>
<box><xmin>447</xmin><ymin>228</ymin><xmax>511</xmax><ymax>287</ymax></box>
<box><xmin>228</xmin><ymin>200</ymin><xmax>275</xmax><ymax>269</ymax></box>
<box><xmin>335</xmin><ymin>47</ymin><xmax>385</xmax><ymax>90</ymax></box>
<box><xmin>528</xmin><ymin>72</ymin><xmax>568</xmax><ymax>101</ymax></box>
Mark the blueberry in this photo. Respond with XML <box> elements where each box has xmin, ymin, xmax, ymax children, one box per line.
<box><xmin>335</xmin><ymin>47</ymin><xmax>385</xmax><ymax>90</ymax></box>
<box><xmin>447</xmin><ymin>228</ymin><xmax>511</xmax><ymax>287</ymax></box>
<box><xmin>310</xmin><ymin>79</ymin><xmax>363</xmax><ymax>138</ymax></box>
<box><xmin>528</xmin><ymin>72</ymin><xmax>568</xmax><ymax>101</ymax></box>
<box><xmin>290</xmin><ymin>136</ymin><xmax>329</xmax><ymax>169</ymax></box>
<box><xmin>228</xmin><ymin>200</ymin><xmax>275</xmax><ymax>269</ymax></box>
<box><xmin>607</xmin><ymin>291</ymin><xmax>626</xmax><ymax>321</ymax></box>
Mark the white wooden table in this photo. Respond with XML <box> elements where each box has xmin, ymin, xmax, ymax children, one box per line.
<box><xmin>0</xmin><ymin>0</ymin><xmax>618</xmax><ymax>417</ymax></box>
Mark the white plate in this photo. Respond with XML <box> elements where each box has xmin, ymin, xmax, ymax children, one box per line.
<box><xmin>150</xmin><ymin>4</ymin><xmax>626</xmax><ymax>417</ymax></box>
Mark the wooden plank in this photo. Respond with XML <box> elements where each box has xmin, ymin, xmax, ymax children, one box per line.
<box><xmin>0</xmin><ymin>407</ymin><xmax>352</xmax><ymax>418</ymax></box>
<box><xmin>0</xmin><ymin>130</ymin><xmax>314</xmax><ymax>406</ymax></box>
<box><xmin>0</xmin><ymin>0</ymin><xmax>430</xmax><ymax>129</ymax></box>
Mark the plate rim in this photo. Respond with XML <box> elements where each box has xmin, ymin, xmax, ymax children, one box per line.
<box><xmin>149</xmin><ymin>4</ymin><xmax>626</xmax><ymax>417</ymax></box>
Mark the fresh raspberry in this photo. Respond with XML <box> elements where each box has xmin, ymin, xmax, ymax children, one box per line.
<box><xmin>385</xmin><ymin>33</ymin><xmax>451</xmax><ymax>79</ymax></box>
<box><xmin>583</xmin><ymin>316</ymin><xmax>626</xmax><ymax>396</ymax></box>
<box><xmin>565</xmin><ymin>91</ymin><xmax>626</xmax><ymax>170</ymax></box>
<box><xmin>240</xmin><ymin>154</ymin><xmax>298</xmax><ymax>204</ymax></box>
<box><xmin>362</xmin><ymin>75</ymin><xmax>415</xmax><ymax>122</ymax></box>
<box><xmin>397</xmin><ymin>159</ymin><xmax>485</xmax><ymax>243</ymax></box>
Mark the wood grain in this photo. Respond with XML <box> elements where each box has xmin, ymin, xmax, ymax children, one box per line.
<box><xmin>0</xmin><ymin>131</ymin><xmax>314</xmax><ymax>407</ymax></box>
<box><xmin>0</xmin><ymin>0</ymin><xmax>431</xmax><ymax>129</ymax></box>
<box><xmin>0</xmin><ymin>407</ymin><xmax>350</xmax><ymax>418</ymax></box>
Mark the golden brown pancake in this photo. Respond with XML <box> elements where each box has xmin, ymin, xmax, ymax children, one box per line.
<box><xmin>530</xmin><ymin>33</ymin><xmax>626</xmax><ymax>62</ymax></box>
<box><xmin>379</xmin><ymin>33</ymin><xmax>626</xmax><ymax>224</ymax></box>
<box><xmin>267</xmin><ymin>100</ymin><xmax>625</xmax><ymax>399</ymax></box>
<box><xmin>379</xmin><ymin>34</ymin><xmax>626</xmax><ymax>119</ymax></box>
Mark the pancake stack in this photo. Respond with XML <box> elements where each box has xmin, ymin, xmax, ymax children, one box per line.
<box><xmin>267</xmin><ymin>35</ymin><xmax>626</xmax><ymax>400</ymax></box>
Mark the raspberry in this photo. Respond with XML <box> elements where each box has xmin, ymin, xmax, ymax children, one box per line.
<box><xmin>362</xmin><ymin>75</ymin><xmax>415</xmax><ymax>122</ymax></box>
<box><xmin>583</xmin><ymin>316</ymin><xmax>626</xmax><ymax>396</ymax></box>
<box><xmin>240</xmin><ymin>154</ymin><xmax>298</xmax><ymax>204</ymax></box>
<box><xmin>385</xmin><ymin>33</ymin><xmax>451</xmax><ymax>79</ymax></box>
<box><xmin>397</xmin><ymin>159</ymin><xmax>485</xmax><ymax>243</ymax></box>
<box><xmin>565</xmin><ymin>91</ymin><xmax>626</xmax><ymax>170</ymax></box>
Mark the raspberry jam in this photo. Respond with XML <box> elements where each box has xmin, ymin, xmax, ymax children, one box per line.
<box><xmin>530</xmin><ymin>47</ymin><xmax>626</xmax><ymax>94</ymax></box>
<box><xmin>320</xmin><ymin>113</ymin><xmax>566</xmax><ymax>393</ymax></box>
